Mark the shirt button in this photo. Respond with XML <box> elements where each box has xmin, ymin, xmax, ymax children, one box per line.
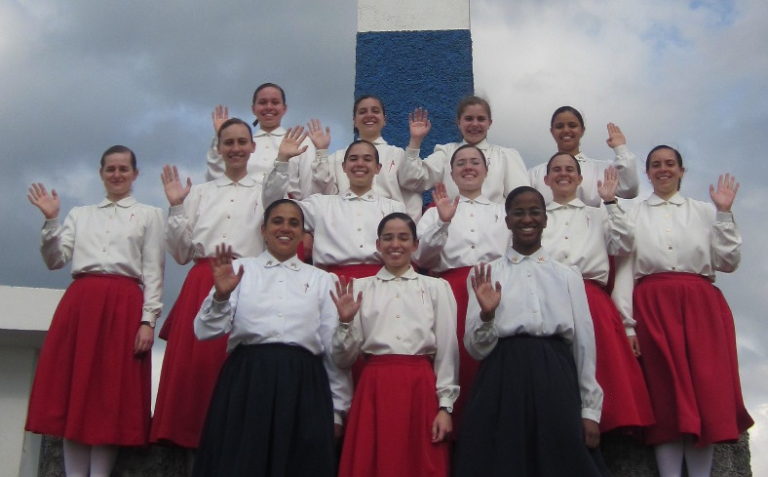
<box><xmin>357</xmin><ymin>228</ymin><xmax>362</xmax><ymax>232</ymax></box>
<box><xmin>564</xmin><ymin>236</ymin><xmax>569</xmax><ymax>240</ymax></box>
<box><xmin>395</xmin><ymin>294</ymin><xmax>400</xmax><ymax>299</ymax></box>
<box><xmin>230</xmin><ymin>199</ymin><xmax>234</xmax><ymax>203</ymax></box>
<box><xmin>223</xmin><ymin>234</ymin><xmax>227</xmax><ymax>239</ymax></box>
<box><xmin>469</xmin><ymin>213</ymin><xmax>474</xmax><ymax>217</ymax></box>
<box><xmin>359</xmin><ymin>244</ymin><xmax>364</xmax><ymax>248</ymax></box>
<box><xmin>395</xmin><ymin>314</ymin><xmax>400</xmax><ymax>319</ymax></box>
<box><xmin>227</xmin><ymin>215</ymin><xmax>231</xmax><ymax>219</ymax></box>
<box><xmin>471</xmin><ymin>245</ymin><xmax>475</xmax><ymax>249</ymax></box>
<box><xmin>672</xmin><ymin>266</ymin><xmax>677</xmax><ymax>271</ymax></box>
<box><xmin>396</xmin><ymin>335</ymin><xmax>401</xmax><ymax>340</ymax></box>
<box><xmin>470</xmin><ymin>229</ymin><xmax>475</xmax><ymax>232</ymax></box>
<box><xmin>668</xmin><ymin>246</ymin><xmax>673</xmax><ymax>250</ymax></box>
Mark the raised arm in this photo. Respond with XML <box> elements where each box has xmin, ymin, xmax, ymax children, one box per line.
<box><xmin>709</xmin><ymin>173</ymin><xmax>742</xmax><ymax>272</ymax></box>
<box><xmin>30</xmin><ymin>183</ymin><xmax>74</xmax><ymax>270</ymax></box>
<box><xmin>398</xmin><ymin>108</ymin><xmax>446</xmax><ymax>192</ymax></box>
<box><xmin>330</xmin><ymin>276</ymin><xmax>364</xmax><ymax>369</ymax></box>
<box><xmin>194</xmin><ymin>244</ymin><xmax>244</xmax><ymax>340</ymax></box>
<box><xmin>205</xmin><ymin>105</ymin><xmax>231</xmax><ymax>181</ymax></box>
<box><xmin>162</xmin><ymin>165</ymin><xmax>198</xmax><ymax>264</ymax></box>
<box><xmin>263</xmin><ymin>126</ymin><xmax>309</xmax><ymax>205</ymax></box>
<box><xmin>598</xmin><ymin>167</ymin><xmax>633</xmax><ymax>255</ymax></box>
<box><xmin>605</xmin><ymin>123</ymin><xmax>639</xmax><ymax>199</ymax></box>
<box><xmin>464</xmin><ymin>263</ymin><xmax>502</xmax><ymax>360</ymax></box>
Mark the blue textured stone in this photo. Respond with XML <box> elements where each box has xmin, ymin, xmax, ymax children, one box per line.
<box><xmin>355</xmin><ymin>29</ymin><xmax>474</xmax><ymax>155</ymax></box>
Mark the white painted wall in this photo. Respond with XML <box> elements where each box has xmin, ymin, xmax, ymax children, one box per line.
<box><xmin>358</xmin><ymin>0</ymin><xmax>469</xmax><ymax>32</ymax></box>
<box><xmin>0</xmin><ymin>285</ymin><xmax>62</xmax><ymax>477</ymax></box>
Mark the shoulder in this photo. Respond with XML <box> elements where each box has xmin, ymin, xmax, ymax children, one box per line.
<box><xmin>434</xmin><ymin>142</ymin><xmax>460</xmax><ymax>155</ymax></box>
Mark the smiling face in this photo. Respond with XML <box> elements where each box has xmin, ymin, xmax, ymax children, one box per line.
<box><xmin>543</xmin><ymin>153</ymin><xmax>583</xmax><ymax>202</ymax></box>
<box><xmin>450</xmin><ymin>146</ymin><xmax>487</xmax><ymax>195</ymax></box>
<box><xmin>262</xmin><ymin>202</ymin><xmax>304</xmax><ymax>262</ymax></box>
<box><xmin>353</xmin><ymin>97</ymin><xmax>386</xmax><ymax>140</ymax></box>
<box><xmin>550</xmin><ymin>110</ymin><xmax>585</xmax><ymax>155</ymax></box>
<box><xmin>100</xmin><ymin>151</ymin><xmax>138</xmax><ymax>201</ymax></box>
<box><xmin>342</xmin><ymin>141</ymin><xmax>381</xmax><ymax>194</ymax></box>
<box><xmin>646</xmin><ymin>147</ymin><xmax>684</xmax><ymax>199</ymax></box>
<box><xmin>251</xmin><ymin>86</ymin><xmax>286</xmax><ymax>132</ymax></box>
<box><xmin>376</xmin><ymin>217</ymin><xmax>418</xmax><ymax>276</ymax></box>
<box><xmin>217</xmin><ymin>123</ymin><xmax>255</xmax><ymax>180</ymax></box>
<box><xmin>457</xmin><ymin>103</ymin><xmax>492</xmax><ymax>145</ymax></box>
<box><xmin>505</xmin><ymin>190</ymin><xmax>547</xmax><ymax>255</ymax></box>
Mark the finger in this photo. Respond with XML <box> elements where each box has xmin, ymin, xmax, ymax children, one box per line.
<box><xmin>452</xmin><ymin>196</ymin><xmax>460</xmax><ymax>207</ymax></box>
<box><xmin>495</xmin><ymin>281</ymin><xmax>502</xmax><ymax>293</ymax></box>
<box><xmin>485</xmin><ymin>263</ymin><xmax>492</xmax><ymax>284</ymax></box>
<box><xmin>431</xmin><ymin>418</ymin><xmax>439</xmax><ymax>442</ymax></box>
<box><xmin>356</xmin><ymin>291</ymin><xmax>363</xmax><ymax>305</ymax></box>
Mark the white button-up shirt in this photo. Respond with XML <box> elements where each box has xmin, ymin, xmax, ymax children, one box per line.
<box><xmin>312</xmin><ymin>137</ymin><xmax>424</xmax><ymax>220</ymax></box>
<box><xmin>529</xmin><ymin>145</ymin><xmax>639</xmax><ymax>207</ymax></box>
<box><xmin>415</xmin><ymin>195</ymin><xmax>510</xmax><ymax>273</ymax></box>
<box><xmin>195</xmin><ymin>252</ymin><xmax>352</xmax><ymax>422</ymax></box>
<box><xmin>465</xmin><ymin>247</ymin><xmax>602</xmax><ymax>422</ymax></box>
<box><xmin>332</xmin><ymin>266</ymin><xmax>459</xmax><ymax>408</ymax></box>
<box><xmin>41</xmin><ymin>196</ymin><xmax>164</xmax><ymax>324</ymax></box>
<box><xmin>166</xmin><ymin>175</ymin><xmax>264</xmax><ymax>264</ymax></box>
<box><xmin>206</xmin><ymin>127</ymin><xmax>317</xmax><ymax>199</ymax></box>
<box><xmin>264</xmin><ymin>162</ymin><xmax>406</xmax><ymax>266</ymax></box>
<box><xmin>399</xmin><ymin>139</ymin><xmax>530</xmax><ymax>203</ymax></box>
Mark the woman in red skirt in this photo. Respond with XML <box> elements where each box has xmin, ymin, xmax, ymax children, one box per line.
<box><xmin>615</xmin><ymin>145</ymin><xmax>753</xmax><ymax>476</ymax></box>
<box><xmin>150</xmin><ymin>118</ymin><xmax>265</xmax><ymax>458</ymax></box>
<box><xmin>331</xmin><ymin>212</ymin><xmax>459</xmax><ymax>477</ymax></box>
<box><xmin>541</xmin><ymin>152</ymin><xmax>654</xmax><ymax>434</ymax></box>
<box><xmin>25</xmin><ymin>145</ymin><xmax>164</xmax><ymax>477</ymax></box>
<box><xmin>414</xmin><ymin>144</ymin><xmax>509</xmax><ymax>429</ymax></box>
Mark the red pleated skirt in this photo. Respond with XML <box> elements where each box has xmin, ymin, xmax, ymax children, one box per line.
<box><xmin>439</xmin><ymin>266</ymin><xmax>476</xmax><ymax>433</ymax></box>
<box><xmin>583</xmin><ymin>280</ymin><xmax>654</xmax><ymax>433</ymax></box>
<box><xmin>338</xmin><ymin>355</ymin><xmax>450</xmax><ymax>477</ymax></box>
<box><xmin>633</xmin><ymin>272</ymin><xmax>753</xmax><ymax>445</ymax></box>
<box><xmin>150</xmin><ymin>259</ymin><xmax>227</xmax><ymax>448</ymax></box>
<box><xmin>26</xmin><ymin>274</ymin><xmax>151</xmax><ymax>446</ymax></box>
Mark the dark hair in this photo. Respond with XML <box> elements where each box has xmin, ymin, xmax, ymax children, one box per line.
<box><xmin>456</xmin><ymin>95</ymin><xmax>492</xmax><ymax>121</ymax></box>
<box><xmin>343</xmin><ymin>139</ymin><xmax>380</xmax><ymax>164</ymax></box>
<box><xmin>263</xmin><ymin>199</ymin><xmax>305</xmax><ymax>229</ymax></box>
<box><xmin>450</xmin><ymin>144</ymin><xmax>488</xmax><ymax>169</ymax></box>
<box><xmin>100</xmin><ymin>145</ymin><xmax>137</xmax><ymax>169</ymax></box>
<box><xmin>545</xmin><ymin>152</ymin><xmax>581</xmax><ymax>175</ymax></box>
<box><xmin>217</xmin><ymin>118</ymin><xmax>254</xmax><ymax>142</ymax></box>
<box><xmin>505</xmin><ymin>186</ymin><xmax>546</xmax><ymax>212</ymax></box>
<box><xmin>251</xmin><ymin>83</ymin><xmax>287</xmax><ymax>127</ymax></box>
<box><xmin>550</xmin><ymin>106</ymin><xmax>585</xmax><ymax>129</ymax></box>
<box><xmin>377</xmin><ymin>212</ymin><xmax>417</xmax><ymax>240</ymax></box>
<box><xmin>646</xmin><ymin>145</ymin><xmax>684</xmax><ymax>190</ymax></box>
<box><xmin>353</xmin><ymin>95</ymin><xmax>386</xmax><ymax>137</ymax></box>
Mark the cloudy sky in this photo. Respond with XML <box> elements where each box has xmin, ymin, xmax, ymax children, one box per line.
<box><xmin>2</xmin><ymin>0</ymin><xmax>766</xmax><ymax>472</ymax></box>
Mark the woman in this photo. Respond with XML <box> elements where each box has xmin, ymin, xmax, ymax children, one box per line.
<box><xmin>308</xmin><ymin>95</ymin><xmax>424</xmax><ymax>219</ymax></box>
<box><xmin>529</xmin><ymin>106</ymin><xmax>639</xmax><ymax>206</ymax></box>
<box><xmin>541</xmin><ymin>152</ymin><xmax>654</xmax><ymax>433</ymax></box>
<box><xmin>206</xmin><ymin>82</ymin><xmax>316</xmax><ymax>199</ymax></box>
<box><xmin>414</xmin><ymin>144</ymin><xmax>510</xmax><ymax>428</ymax></box>
<box><xmin>264</xmin><ymin>134</ymin><xmax>405</xmax><ymax>280</ymax></box>
<box><xmin>191</xmin><ymin>199</ymin><xmax>351</xmax><ymax>476</ymax></box>
<box><xmin>151</xmin><ymin>118</ymin><xmax>265</xmax><ymax>453</ymax></box>
<box><xmin>25</xmin><ymin>145</ymin><xmax>164</xmax><ymax>477</ymax></box>
<box><xmin>398</xmin><ymin>95</ymin><xmax>529</xmax><ymax>203</ymax></box>
<box><xmin>616</xmin><ymin>145</ymin><xmax>752</xmax><ymax>476</ymax></box>
<box><xmin>454</xmin><ymin>186</ymin><xmax>607</xmax><ymax>477</ymax></box>
<box><xmin>331</xmin><ymin>212</ymin><xmax>459</xmax><ymax>477</ymax></box>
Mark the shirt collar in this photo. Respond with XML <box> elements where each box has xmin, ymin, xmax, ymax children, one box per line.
<box><xmin>342</xmin><ymin>189</ymin><xmax>377</xmax><ymax>202</ymax></box>
<box><xmin>260</xmin><ymin>251</ymin><xmax>303</xmax><ymax>271</ymax></box>
<box><xmin>214</xmin><ymin>175</ymin><xmax>258</xmax><ymax>188</ymax></box>
<box><xmin>546</xmin><ymin>198</ymin><xmax>585</xmax><ymax>211</ymax></box>
<box><xmin>98</xmin><ymin>196</ymin><xmax>137</xmax><ymax>208</ymax></box>
<box><xmin>459</xmin><ymin>194</ymin><xmax>492</xmax><ymax>205</ymax></box>
<box><xmin>369</xmin><ymin>136</ymin><xmax>387</xmax><ymax>146</ymax></box>
<box><xmin>460</xmin><ymin>138</ymin><xmax>490</xmax><ymax>151</ymax></box>
<box><xmin>647</xmin><ymin>192</ymin><xmax>685</xmax><ymax>206</ymax></box>
<box><xmin>574</xmin><ymin>151</ymin><xmax>588</xmax><ymax>163</ymax></box>
<box><xmin>376</xmin><ymin>266</ymin><xmax>419</xmax><ymax>281</ymax></box>
<box><xmin>505</xmin><ymin>246</ymin><xmax>549</xmax><ymax>264</ymax></box>
<box><xmin>254</xmin><ymin>126</ymin><xmax>286</xmax><ymax>138</ymax></box>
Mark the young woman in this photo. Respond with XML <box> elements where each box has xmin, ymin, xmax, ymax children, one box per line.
<box><xmin>414</xmin><ymin>144</ymin><xmax>510</xmax><ymax>428</ymax></box>
<box><xmin>151</xmin><ymin>119</ymin><xmax>265</xmax><ymax>454</ymax></box>
<box><xmin>398</xmin><ymin>96</ymin><xmax>529</xmax><ymax>202</ymax></box>
<box><xmin>615</xmin><ymin>145</ymin><xmax>752</xmax><ymax>477</ymax></box>
<box><xmin>264</xmin><ymin>133</ymin><xmax>405</xmax><ymax>280</ymax></box>
<box><xmin>541</xmin><ymin>152</ymin><xmax>654</xmax><ymax>433</ymax></box>
<box><xmin>331</xmin><ymin>213</ymin><xmax>459</xmax><ymax>477</ymax></box>
<box><xmin>25</xmin><ymin>145</ymin><xmax>164</xmax><ymax>477</ymax></box>
<box><xmin>529</xmin><ymin>106</ymin><xmax>639</xmax><ymax>206</ymax></box>
<box><xmin>308</xmin><ymin>95</ymin><xmax>424</xmax><ymax>219</ymax></box>
<box><xmin>206</xmin><ymin>82</ymin><xmax>316</xmax><ymax>199</ymax></box>
<box><xmin>454</xmin><ymin>186</ymin><xmax>607</xmax><ymax>477</ymax></box>
<box><xmin>191</xmin><ymin>200</ymin><xmax>351</xmax><ymax>476</ymax></box>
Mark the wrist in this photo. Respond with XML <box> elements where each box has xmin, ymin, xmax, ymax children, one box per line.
<box><xmin>603</xmin><ymin>199</ymin><xmax>617</xmax><ymax>205</ymax></box>
<box><xmin>480</xmin><ymin>310</ymin><xmax>495</xmax><ymax>322</ymax></box>
<box><xmin>140</xmin><ymin>320</ymin><xmax>155</xmax><ymax>329</ymax></box>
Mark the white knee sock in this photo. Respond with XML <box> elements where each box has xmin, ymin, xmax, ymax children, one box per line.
<box><xmin>683</xmin><ymin>440</ymin><xmax>713</xmax><ymax>477</ymax></box>
<box><xmin>62</xmin><ymin>439</ymin><xmax>90</xmax><ymax>477</ymax></box>
<box><xmin>89</xmin><ymin>445</ymin><xmax>119</xmax><ymax>477</ymax></box>
<box><xmin>655</xmin><ymin>440</ymin><xmax>685</xmax><ymax>477</ymax></box>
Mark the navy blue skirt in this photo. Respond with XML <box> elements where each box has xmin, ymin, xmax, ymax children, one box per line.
<box><xmin>193</xmin><ymin>343</ymin><xmax>336</xmax><ymax>477</ymax></box>
<box><xmin>454</xmin><ymin>335</ymin><xmax>608</xmax><ymax>477</ymax></box>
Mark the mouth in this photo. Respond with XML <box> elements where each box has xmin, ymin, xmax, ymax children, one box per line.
<box><xmin>276</xmin><ymin>234</ymin><xmax>293</xmax><ymax>243</ymax></box>
<box><xmin>351</xmin><ymin>168</ymin><xmax>369</xmax><ymax>176</ymax></box>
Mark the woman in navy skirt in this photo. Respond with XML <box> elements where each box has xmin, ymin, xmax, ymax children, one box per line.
<box><xmin>454</xmin><ymin>186</ymin><xmax>607</xmax><ymax>477</ymax></box>
<box><xmin>192</xmin><ymin>199</ymin><xmax>351</xmax><ymax>477</ymax></box>
<box><xmin>25</xmin><ymin>145</ymin><xmax>164</xmax><ymax>477</ymax></box>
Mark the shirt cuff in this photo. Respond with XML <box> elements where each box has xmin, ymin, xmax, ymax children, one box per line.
<box><xmin>716</xmin><ymin>210</ymin><xmax>734</xmax><ymax>223</ymax></box>
<box><xmin>581</xmin><ymin>407</ymin><xmax>602</xmax><ymax>422</ymax></box>
<box><xmin>168</xmin><ymin>204</ymin><xmax>184</xmax><ymax>216</ymax></box>
<box><xmin>612</xmin><ymin>144</ymin><xmax>630</xmax><ymax>156</ymax></box>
